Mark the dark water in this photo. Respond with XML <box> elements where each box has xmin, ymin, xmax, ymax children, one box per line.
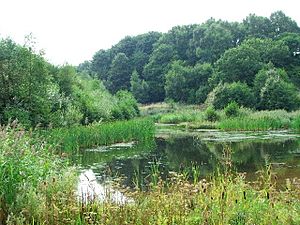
<box><xmin>74</xmin><ymin>128</ymin><xmax>300</xmax><ymax>188</ymax></box>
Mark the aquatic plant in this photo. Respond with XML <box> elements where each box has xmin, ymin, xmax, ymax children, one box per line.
<box><xmin>42</xmin><ymin>118</ymin><xmax>155</xmax><ymax>153</ymax></box>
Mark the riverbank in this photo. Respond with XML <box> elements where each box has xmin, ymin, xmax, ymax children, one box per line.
<box><xmin>140</xmin><ymin>103</ymin><xmax>300</xmax><ymax>131</ymax></box>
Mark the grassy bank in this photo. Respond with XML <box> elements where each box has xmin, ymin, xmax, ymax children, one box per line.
<box><xmin>77</xmin><ymin>171</ymin><xmax>300</xmax><ymax>225</ymax></box>
<box><xmin>42</xmin><ymin>118</ymin><xmax>155</xmax><ymax>153</ymax></box>
<box><xmin>0</xmin><ymin>124</ymin><xmax>78</xmax><ymax>224</ymax></box>
<box><xmin>142</xmin><ymin>103</ymin><xmax>300</xmax><ymax>131</ymax></box>
<box><xmin>218</xmin><ymin>110</ymin><xmax>295</xmax><ymax>131</ymax></box>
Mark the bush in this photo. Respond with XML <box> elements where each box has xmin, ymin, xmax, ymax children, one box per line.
<box><xmin>207</xmin><ymin>82</ymin><xmax>255</xmax><ymax>109</ymax></box>
<box><xmin>205</xmin><ymin>106</ymin><xmax>219</xmax><ymax>122</ymax></box>
<box><xmin>112</xmin><ymin>91</ymin><xmax>139</xmax><ymax>120</ymax></box>
<box><xmin>224</xmin><ymin>102</ymin><xmax>240</xmax><ymax>118</ymax></box>
<box><xmin>259</xmin><ymin>76</ymin><xmax>299</xmax><ymax>111</ymax></box>
<box><xmin>3</xmin><ymin>106</ymin><xmax>31</xmax><ymax>128</ymax></box>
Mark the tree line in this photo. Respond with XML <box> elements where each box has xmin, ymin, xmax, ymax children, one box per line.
<box><xmin>81</xmin><ymin>11</ymin><xmax>300</xmax><ymax>111</ymax></box>
<box><xmin>0</xmin><ymin>38</ymin><xmax>139</xmax><ymax>128</ymax></box>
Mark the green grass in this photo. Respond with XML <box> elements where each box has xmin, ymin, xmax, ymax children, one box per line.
<box><xmin>219</xmin><ymin>110</ymin><xmax>297</xmax><ymax>131</ymax></box>
<box><xmin>41</xmin><ymin>118</ymin><xmax>155</xmax><ymax>153</ymax></box>
<box><xmin>291</xmin><ymin>114</ymin><xmax>300</xmax><ymax>131</ymax></box>
<box><xmin>146</xmin><ymin>103</ymin><xmax>300</xmax><ymax>132</ymax></box>
<box><xmin>0</xmin><ymin>124</ymin><xmax>78</xmax><ymax>224</ymax></box>
<box><xmin>159</xmin><ymin>111</ymin><xmax>203</xmax><ymax>124</ymax></box>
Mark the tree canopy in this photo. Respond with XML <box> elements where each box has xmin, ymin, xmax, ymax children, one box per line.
<box><xmin>82</xmin><ymin>11</ymin><xmax>300</xmax><ymax>111</ymax></box>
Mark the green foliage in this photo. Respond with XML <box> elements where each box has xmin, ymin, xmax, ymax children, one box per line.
<box><xmin>207</xmin><ymin>82</ymin><xmax>255</xmax><ymax>109</ymax></box>
<box><xmin>205</xmin><ymin>106</ymin><xmax>219</xmax><ymax>122</ymax></box>
<box><xmin>291</xmin><ymin>114</ymin><xmax>300</xmax><ymax>131</ymax></box>
<box><xmin>213</xmin><ymin>43</ymin><xmax>262</xmax><ymax>85</ymax></box>
<box><xmin>0</xmin><ymin>38</ymin><xmax>53</xmax><ymax>127</ymax></box>
<box><xmin>107</xmin><ymin>53</ymin><xmax>132</xmax><ymax>93</ymax></box>
<box><xmin>165</xmin><ymin>61</ymin><xmax>213</xmax><ymax>103</ymax></box>
<box><xmin>54</xmin><ymin>65</ymin><xmax>76</xmax><ymax>96</ymax></box>
<box><xmin>0</xmin><ymin>124</ymin><xmax>67</xmax><ymax>217</ymax></box>
<box><xmin>259</xmin><ymin>74</ymin><xmax>299</xmax><ymax>111</ymax></box>
<box><xmin>219</xmin><ymin>110</ymin><xmax>292</xmax><ymax>131</ymax></box>
<box><xmin>224</xmin><ymin>101</ymin><xmax>240</xmax><ymax>117</ymax></box>
<box><xmin>159</xmin><ymin>111</ymin><xmax>202</xmax><ymax>124</ymax></box>
<box><xmin>143</xmin><ymin>44</ymin><xmax>175</xmax><ymax>102</ymax></box>
<box><xmin>85</xmin><ymin>11</ymin><xmax>300</xmax><ymax>109</ymax></box>
<box><xmin>130</xmin><ymin>70</ymin><xmax>149</xmax><ymax>103</ymax></box>
<box><xmin>193</xmin><ymin>19</ymin><xmax>236</xmax><ymax>63</ymax></box>
<box><xmin>165</xmin><ymin>61</ymin><xmax>189</xmax><ymax>102</ymax></box>
<box><xmin>71</xmin><ymin>75</ymin><xmax>115</xmax><ymax>123</ymax></box>
<box><xmin>44</xmin><ymin>118</ymin><xmax>155</xmax><ymax>152</ymax></box>
<box><xmin>111</xmin><ymin>91</ymin><xmax>139</xmax><ymax>120</ymax></box>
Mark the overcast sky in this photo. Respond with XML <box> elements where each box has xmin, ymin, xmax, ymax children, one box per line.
<box><xmin>0</xmin><ymin>0</ymin><xmax>299</xmax><ymax>65</ymax></box>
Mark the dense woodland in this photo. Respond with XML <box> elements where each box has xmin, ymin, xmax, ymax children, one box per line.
<box><xmin>79</xmin><ymin>11</ymin><xmax>300</xmax><ymax>111</ymax></box>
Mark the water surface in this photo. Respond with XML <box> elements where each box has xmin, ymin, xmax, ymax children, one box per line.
<box><xmin>74</xmin><ymin>128</ymin><xmax>300</xmax><ymax>189</ymax></box>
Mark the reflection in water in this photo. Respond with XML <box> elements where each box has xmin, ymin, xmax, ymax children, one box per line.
<box><xmin>75</xmin><ymin>130</ymin><xmax>300</xmax><ymax>188</ymax></box>
<box><xmin>77</xmin><ymin>169</ymin><xmax>133</xmax><ymax>204</ymax></box>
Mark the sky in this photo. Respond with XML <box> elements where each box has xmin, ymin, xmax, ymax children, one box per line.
<box><xmin>0</xmin><ymin>0</ymin><xmax>299</xmax><ymax>66</ymax></box>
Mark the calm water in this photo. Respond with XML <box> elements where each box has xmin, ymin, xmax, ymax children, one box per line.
<box><xmin>73</xmin><ymin>127</ymin><xmax>300</xmax><ymax>188</ymax></box>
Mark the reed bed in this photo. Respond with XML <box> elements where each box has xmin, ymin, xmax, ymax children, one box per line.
<box><xmin>42</xmin><ymin>118</ymin><xmax>155</xmax><ymax>152</ymax></box>
<box><xmin>218</xmin><ymin>110</ymin><xmax>297</xmax><ymax>131</ymax></box>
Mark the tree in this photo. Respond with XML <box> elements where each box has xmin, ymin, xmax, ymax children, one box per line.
<box><xmin>143</xmin><ymin>44</ymin><xmax>175</xmax><ymax>102</ymax></box>
<box><xmin>0</xmin><ymin>38</ymin><xmax>53</xmax><ymax>126</ymax></box>
<box><xmin>214</xmin><ymin>38</ymin><xmax>290</xmax><ymax>86</ymax></box>
<box><xmin>253</xmin><ymin>64</ymin><xmax>289</xmax><ymax>99</ymax></box>
<box><xmin>245</xmin><ymin>38</ymin><xmax>290</xmax><ymax>68</ymax></box>
<box><xmin>259</xmin><ymin>75</ymin><xmax>299</xmax><ymax>111</ymax></box>
<box><xmin>243</xmin><ymin>14</ymin><xmax>273</xmax><ymax>38</ymax></box>
<box><xmin>194</xmin><ymin>20</ymin><xmax>235</xmax><ymax>63</ymax></box>
<box><xmin>130</xmin><ymin>70</ymin><xmax>149</xmax><ymax>103</ymax></box>
<box><xmin>107</xmin><ymin>53</ymin><xmax>131</xmax><ymax>94</ymax></box>
<box><xmin>253</xmin><ymin>66</ymin><xmax>299</xmax><ymax>111</ymax></box>
<box><xmin>270</xmin><ymin>11</ymin><xmax>300</xmax><ymax>37</ymax></box>
<box><xmin>207</xmin><ymin>82</ymin><xmax>255</xmax><ymax>109</ymax></box>
<box><xmin>165</xmin><ymin>61</ymin><xmax>189</xmax><ymax>102</ymax></box>
<box><xmin>91</xmin><ymin>49</ymin><xmax>112</xmax><ymax>81</ymax></box>
<box><xmin>54</xmin><ymin>65</ymin><xmax>76</xmax><ymax>96</ymax></box>
<box><xmin>165</xmin><ymin>61</ymin><xmax>214</xmax><ymax>103</ymax></box>
<box><xmin>213</xmin><ymin>44</ymin><xmax>262</xmax><ymax>85</ymax></box>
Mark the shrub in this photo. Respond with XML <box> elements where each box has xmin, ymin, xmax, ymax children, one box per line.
<box><xmin>224</xmin><ymin>102</ymin><xmax>240</xmax><ymax>118</ymax></box>
<box><xmin>205</xmin><ymin>106</ymin><xmax>219</xmax><ymax>122</ymax></box>
<box><xmin>259</xmin><ymin>76</ymin><xmax>299</xmax><ymax>111</ymax></box>
<box><xmin>207</xmin><ymin>82</ymin><xmax>255</xmax><ymax>109</ymax></box>
<box><xmin>112</xmin><ymin>91</ymin><xmax>139</xmax><ymax>120</ymax></box>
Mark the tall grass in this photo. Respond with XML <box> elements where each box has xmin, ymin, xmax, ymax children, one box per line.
<box><xmin>42</xmin><ymin>118</ymin><xmax>155</xmax><ymax>153</ymax></box>
<box><xmin>291</xmin><ymin>114</ymin><xmax>300</xmax><ymax>131</ymax></box>
<box><xmin>159</xmin><ymin>110</ymin><xmax>203</xmax><ymax>124</ymax></box>
<box><xmin>219</xmin><ymin>110</ymin><xmax>298</xmax><ymax>131</ymax></box>
<box><xmin>68</xmin><ymin>167</ymin><xmax>299</xmax><ymax>225</ymax></box>
<box><xmin>0</xmin><ymin>123</ymin><xmax>78</xmax><ymax>224</ymax></box>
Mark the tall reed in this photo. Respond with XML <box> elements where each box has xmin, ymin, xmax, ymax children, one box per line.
<box><xmin>42</xmin><ymin>118</ymin><xmax>155</xmax><ymax>153</ymax></box>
